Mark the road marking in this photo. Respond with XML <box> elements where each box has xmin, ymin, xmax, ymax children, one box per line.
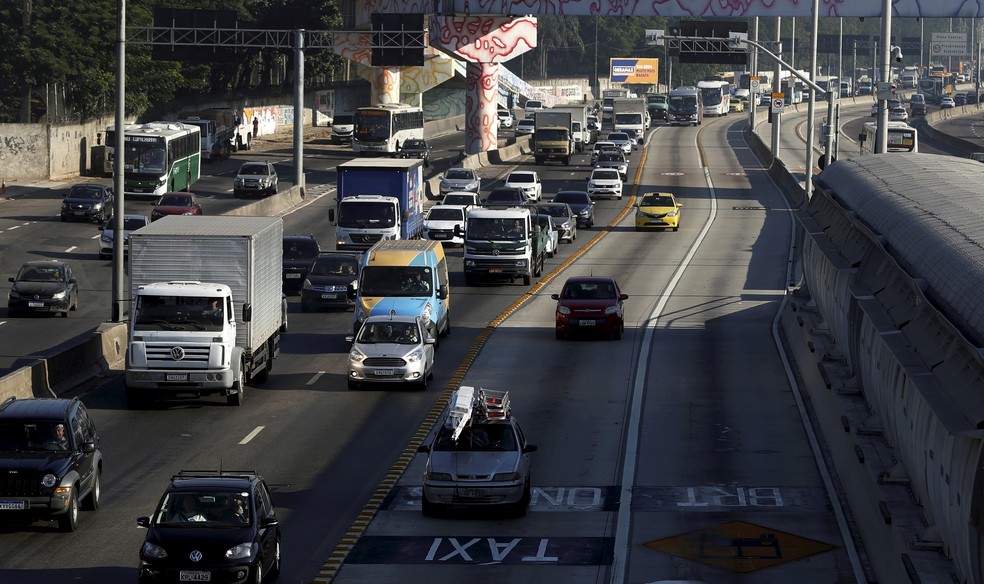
<box><xmin>239</xmin><ymin>425</ymin><xmax>265</xmax><ymax>445</ymax></box>
<box><xmin>307</xmin><ymin>371</ymin><xmax>326</xmax><ymax>385</ymax></box>
<box><xmin>65</xmin><ymin>246</ymin><xmax>77</xmax><ymax>253</ymax></box>
<box><xmin>345</xmin><ymin>536</ymin><xmax>612</xmax><ymax>565</ymax></box>
<box><xmin>90</xmin><ymin>234</ymin><xmax>100</xmax><ymax>240</ymax></box>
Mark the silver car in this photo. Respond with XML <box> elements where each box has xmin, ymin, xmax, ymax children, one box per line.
<box><xmin>98</xmin><ymin>214</ymin><xmax>150</xmax><ymax>260</ymax></box>
<box><xmin>439</xmin><ymin>168</ymin><xmax>481</xmax><ymax>195</ymax></box>
<box><xmin>418</xmin><ymin>387</ymin><xmax>537</xmax><ymax>516</ymax></box>
<box><xmin>345</xmin><ymin>315</ymin><xmax>435</xmax><ymax>390</ymax></box>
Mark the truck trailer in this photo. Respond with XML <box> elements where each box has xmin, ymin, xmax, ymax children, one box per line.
<box><xmin>329</xmin><ymin>158</ymin><xmax>426</xmax><ymax>250</ymax></box>
<box><xmin>125</xmin><ymin>216</ymin><xmax>285</xmax><ymax>407</ymax></box>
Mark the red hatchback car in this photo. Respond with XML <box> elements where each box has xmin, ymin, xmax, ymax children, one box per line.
<box><xmin>551</xmin><ymin>276</ymin><xmax>628</xmax><ymax>340</ymax></box>
<box><xmin>151</xmin><ymin>192</ymin><xmax>204</xmax><ymax>222</ymax></box>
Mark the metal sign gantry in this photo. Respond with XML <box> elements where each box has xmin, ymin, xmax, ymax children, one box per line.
<box><xmin>129</xmin><ymin>26</ymin><xmax>427</xmax><ymax>50</ymax></box>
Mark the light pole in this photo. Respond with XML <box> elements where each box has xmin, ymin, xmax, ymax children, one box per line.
<box><xmin>594</xmin><ymin>16</ymin><xmax>598</xmax><ymax>98</ymax></box>
<box><xmin>112</xmin><ymin>0</ymin><xmax>126</xmax><ymax>321</ymax></box>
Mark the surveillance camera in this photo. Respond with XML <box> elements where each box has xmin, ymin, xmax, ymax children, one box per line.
<box><xmin>892</xmin><ymin>46</ymin><xmax>903</xmax><ymax>63</ymax></box>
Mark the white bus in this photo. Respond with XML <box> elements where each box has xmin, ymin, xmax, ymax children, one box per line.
<box><xmin>697</xmin><ymin>79</ymin><xmax>731</xmax><ymax>116</ymax></box>
<box><xmin>105</xmin><ymin>121</ymin><xmax>201</xmax><ymax>197</ymax></box>
<box><xmin>353</xmin><ymin>103</ymin><xmax>424</xmax><ymax>155</ymax></box>
<box><xmin>667</xmin><ymin>86</ymin><xmax>703</xmax><ymax>126</ymax></box>
<box><xmin>858</xmin><ymin>121</ymin><xmax>918</xmax><ymax>155</ymax></box>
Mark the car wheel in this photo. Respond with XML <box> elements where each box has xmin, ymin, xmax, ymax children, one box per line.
<box><xmin>421</xmin><ymin>495</ymin><xmax>440</xmax><ymax>517</ymax></box>
<box><xmin>83</xmin><ymin>469</ymin><xmax>101</xmax><ymax>511</ymax></box>
<box><xmin>612</xmin><ymin>323</ymin><xmax>623</xmax><ymax>340</ymax></box>
<box><xmin>227</xmin><ymin>361</ymin><xmax>245</xmax><ymax>406</ymax></box>
<box><xmin>251</xmin><ymin>562</ymin><xmax>262</xmax><ymax>584</ymax></box>
<box><xmin>301</xmin><ymin>302</ymin><xmax>310</xmax><ymax>313</ymax></box>
<box><xmin>125</xmin><ymin>386</ymin><xmax>147</xmax><ymax>409</ymax></box>
<box><xmin>673</xmin><ymin>225</ymin><xmax>679</xmax><ymax>232</ymax></box>
<box><xmin>347</xmin><ymin>379</ymin><xmax>360</xmax><ymax>390</ymax></box>
<box><xmin>268</xmin><ymin>539</ymin><xmax>282</xmax><ymax>580</ymax></box>
<box><xmin>464</xmin><ymin>275</ymin><xmax>477</xmax><ymax>286</ymax></box>
<box><xmin>512</xmin><ymin>478</ymin><xmax>531</xmax><ymax>517</ymax></box>
<box><xmin>58</xmin><ymin>487</ymin><xmax>79</xmax><ymax>532</ymax></box>
<box><xmin>555</xmin><ymin>329</ymin><xmax>563</xmax><ymax>340</ymax></box>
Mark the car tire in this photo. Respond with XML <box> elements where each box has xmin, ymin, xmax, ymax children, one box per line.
<box><xmin>268</xmin><ymin>539</ymin><xmax>282</xmax><ymax>580</ymax></box>
<box><xmin>555</xmin><ymin>329</ymin><xmax>563</xmax><ymax>340</ymax></box>
<box><xmin>673</xmin><ymin>225</ymin><xmax>679</xmax><ymax>232</ymax></box>
<box><xmin>421</xmin><ymin>496</ymin><xmax>440</xmax><ymax>517</ymax></box>
<box><xmin>58</xmin><ymin>487</ymin><xmax>79</xmax><ymax>532</ymax></box>
<box><xmin>523</xmin><ymin>275</ymin><xmax>532</xmax><ymax>286</ymax></box>
<box><xmin>301</xmin><ymin>302</ymin><xmax>310</xmax><ymax>313</ymax></box>
<box><xmin>227</xmin><ymin>361</ymin><xmax>245</xmax><ymax>406</ymax></box>
<box><xmin>612</xmin><ymin>323</ymin><xmax>623</xmax><ymax>341</ymax></box>
<box><xmin>125</xmin><ymin>386</ymin><xmax>146</xmax><ymax>409</ymax></box>
<box><xmin>347</xmin><ymin>379</ymin><xmax>360</xmax><ymax>390</ymax></box>
<box><xmin>83</xmin><ymin>469</ymin><xmax>101</xmax><ymax>511</ymax></box>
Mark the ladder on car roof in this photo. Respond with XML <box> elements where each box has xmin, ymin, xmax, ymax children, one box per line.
<box><xmin>445</xmin><ymin>386</ymin><xmax>511</xmax><ymax>442</ymax></box>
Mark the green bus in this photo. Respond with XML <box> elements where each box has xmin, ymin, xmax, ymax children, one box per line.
<box><xmin>106</xmin><ymin>122</ymin><xmax>201</xmax><ymax>198</ymax></box>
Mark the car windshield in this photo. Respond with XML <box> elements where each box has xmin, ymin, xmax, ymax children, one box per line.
<box><xmin>507</xmin><ymin>174</ymin><xmax>535</xmax><ymax>184</ymax></box>
<box><xmin>239</xmin><ymin>164</ymin><xmax>268</xmax><ymax>175</ymax></box>
<box><xmin>337</xmin><ymin>201</ymin><xmax>396</xmax><ymax>228</ymax></box>
<box><xmin>562</xmin><ymin>281</ymin><xmax>616</xmax><ymax>300</ymax></box>
<box><xmin>360</xmin><ymin>266</ymin><xmax>432</xmax><ymax>297</ymax></box>
<box><xmin>156</xmin><ymin>492</ymin><xmax>251</xmax><ymax>526</ymax></box>
<box><xmin>444</xmin><ymin>169</ymin><xmax>474</xmax><ymax>180</ymax></box>
<box><xmin>68</xmin><ymin>187</ymin><xmax>104</xmax><ymax>199</ymax></box>
<box><xmin>0</xmin><ymin>421</ymin><xmax>71</xmax><ymax>452</ymax></box>
<box><xmin>598</xmin><ymin>153</ymin><xmax>623</xmax><ymax>163</ymax></box>
<box><xmin>607</xmin><ymin>133</ymin><xmax>629</xmax><ymax>142</ymax></box>
<box><xmin>283</xmin><ymin>239</ymin><xmax>320</xmax><ymax>259</ymax></box>
<box><xmin>443</xmin><ymin>195</ymin><xmax>475</xmax><ymax>206</ymax></box>
<box><xmin>554</xmin><ymin>192</ymin><xmax>588</xmax><ymax>205</ymax></box>
<box><xmin>357</xmin><ymin>320</ymin><xmax>421</xmax><ymax>344</ymax></box>
<box><xmin>486</xmin><ymin>190</ymin><xmax>523</xmax><ymax>202</ymax></box>
<box><xmin>403</xmin><ymin>140</ymin><xmax>426</xmax><ymax>149</ymax></box>
<box><xmin>641</xmin><ymin>195</ymin><xmax>675</xmax><ymax>207</ymax></box>
<box><xmin>17</xmin><ymin>265</ymin><xmax>64</xmax><ymax>282</ymax></box>
<box><xmin>433</xmin><ymin>422</ymin><xmax>517</xmax><ymax>451</ymax></box>
<box><xmin>311</xmin><ymin>256</ymin><xmax>357</xmax><ymax>276</ymax></box>
<box><xmin>333</xmin><ymin>114</ymin><xmax>353</xmax><ymax>125</ymax></box>
<box><xmin>427</xmin><ymin>208</ymin><xmax>463</xmax><ymax>221</ymax></box>
<box><xmin>158</xmin><ymin>195</ymin><xmax>191</xmax><ymax>207</ymax></box>
<box><xmin>592</xmin><ymin>170</ymin><xmax>619</xmax><ymax>180</ymax></box>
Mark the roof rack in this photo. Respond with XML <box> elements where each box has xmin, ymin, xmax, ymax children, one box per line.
<box><xmin>445</xmin><ymin>386</ymin><xmax>512</xmax><ymax>441</ymax></box>
<box><xmin>173</xmin><ymin>470</ymin><xmax>259</xmax><ymax>481</ymax></box>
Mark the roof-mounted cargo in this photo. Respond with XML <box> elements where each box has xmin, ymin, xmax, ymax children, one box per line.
<box><xmin>445</xmin><ymin>386</ymin><xmax>512</xmax><ymax>441</ymax></box>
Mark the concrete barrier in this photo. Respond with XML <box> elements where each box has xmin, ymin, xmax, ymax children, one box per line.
<box><xmin>223</xmin><ymin>184</ymin><xmax>305</xmax><ymax>217</ymax></box>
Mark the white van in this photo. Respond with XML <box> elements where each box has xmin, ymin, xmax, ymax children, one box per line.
<box><xmin>331</xmin><ymin>113</ymin><xmax>354</xmax><ymax>144</ymax></box>
<box><xmin>524</xmin><ymin>100</ymin><xmax>544</xmax><ymax>114</ymax></box>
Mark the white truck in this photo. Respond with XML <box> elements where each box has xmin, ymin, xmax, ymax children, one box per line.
<box><xmin>552</xmin><ymin>105</ymin><xmax>591</xmax><ymax>152</ymax></box>
<box><xmin>612</xmin><ymin>97</ymin><xmax>648</xmax><ymax>143</ymax></box>
<box><xmin>125</xmin><ymin>216</ymin><xmax>284</xmax><ymax>407</ymax></box>
<box><xmin>601</xmin><ymin>89</ymin><xmax>629</xmax><ymax>125</ymax></box>
<box><xmin>460</xmin><ymin>205</ymin><xmax>545</xmax><ymax>286</ymax></box>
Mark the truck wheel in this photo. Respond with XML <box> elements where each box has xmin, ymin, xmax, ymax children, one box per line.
<box><xmin>227</xmin><ymin>362</ymin><xmax>245</xmax><ymax>406</ymax></box>
<box><xmin>125</xmin><ymin>386</ymin><xmax>146</xmax><ymax>409</ymax></box>
<box><xmin>523</xmin><ymin>275</ymin><xmax>532</xmax><ymax>285</ymax></box>
<box><xmin>564</xmin><ymin>157</ymin><xmax>570</xmax><ymax>166</ymax></box>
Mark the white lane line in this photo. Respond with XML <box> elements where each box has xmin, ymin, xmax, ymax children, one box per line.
<box><xmin>307</xmin><ymin>371</ymin><xmax>326</xmax><ymax>385</ymax></box>
<box><xmin>7</xmin><ymin>225</ymin><xmax>22</xmax><ymax>231</ymax></box>
<box><xmin>65</xmin><ymin>246</ymin><xmax>77</xmax><ymax>253</ymax></box>
<box><xmin>239</xmin><ymin>426</ymin><xmax>265</xmax><ymax>445</ymax></box>
<box><xmin>90</xmin><ymin>234</ymin><xmax>101</xmax><ymax>240</ymax></box>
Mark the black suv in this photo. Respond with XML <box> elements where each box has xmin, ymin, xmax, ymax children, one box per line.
<box><xmin>282</xmin><ymin>234</ymin><xmax>322</xmax><ymax>295</ymax></box>
<box><xmin>137</xmin><ymin>470</ymin><xmax>281</xmax><ymax>584</ymax></box>
<box><xmin>0</xmin><ymin>397</ymin><xmax>102</xmax><ymax>531</ymax></box>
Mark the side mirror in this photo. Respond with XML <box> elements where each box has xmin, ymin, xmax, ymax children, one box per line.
<box><xmin>137</xmin><ymin>516</ymin><xmax>151</xmax><ymax>528</ymax></box>
<box><xmin>328</xmin><ymin>208</ymin><xmax>336</xmax><ymax>224</ymax></box>
<box><xmin>242</xmin><ymin>302</ymin><xmax>252</xmax><ymax>323</ymax></box>
<box><xmin>425</xmin><ymin>336</ymin><xmax>437</xmax><ymax>345</ymax></box>
<box><xmin>550</xmin><ymin>293</ymin><xmax>560</xmax><ymax>300</ymax></box>
<box><xmin>417</xmin><ymin>444</ymin><xmax>430</xmax><ymax>453</ymax></box>
<box><xmin>619</xmin><ymin>293</ymin><xmax>629</xmax><ymax>300</ymax></box>
<box><xmin>857</xmin><ymin>133</ymin><xmax>866</xmax><ymax>142</ymax></box>
<box><xmin>345</xmin><ymin>335</ymin><xmax>355</xmax><ymax>343</ymax></box>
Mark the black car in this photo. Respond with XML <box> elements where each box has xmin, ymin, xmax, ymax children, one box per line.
<box><xmin>282</xmin><ymin>235</ymin><xmax>321</xmax><ymax>295</ymax></box>
<box><xmin>137</xmin><ymin>470</ymin><xmax>281</xmax><ymax>584</ymax></box>
<box><xmin>552</xmin><ymin>190</ymin><xmax>595</xmax><ymax>228</ymax></box>
<box><xmin>60</xmin><ymin>184</ymin><xmax>113</xmax><ymax>223</ymax></box>
<box><xmin>954</xmin><ymin>93</ymin><xmax>968</xmax><ymax>106</ymax></box>
<box><xmin>7</xmin><ymin>260</ymin><xmax>79</xmax><ymax>317</ymax></box>
<box><xmin>301</xmin><ymin>252</ymin><xmax>361</xmax><ymax>312</ymax></box>
<box><xmin>398</xmin><ymin>138</ymin><xmax>432</xmax><ymax>167</ymax></box>
<box><xmin>484</xmin><ymin>187</ymin><xmax>526</xmax><ymax>205</ymax></box>
<box><xmin>911</xmin><ymin>102</ymin><xmax>928</xmax><ymax>116</ymax></box>
<box><xmin>0</xmin><ymin>397</ymin><xmax>102</xmax><ymax>531</ymax></box>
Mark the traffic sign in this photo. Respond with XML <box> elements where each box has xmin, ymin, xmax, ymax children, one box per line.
<box><xmin>771</xmin><ymin>93</ymin><xmax>785</xmax><ymax>113</ymax></box>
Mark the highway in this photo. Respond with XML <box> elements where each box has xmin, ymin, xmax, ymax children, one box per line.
<box><xmin>0</xmin><ymin>101</ymin><xmax>970</xmax><ymax>583</ymax></box>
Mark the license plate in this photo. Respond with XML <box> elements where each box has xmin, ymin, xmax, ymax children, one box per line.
<box><xmin>179</xmin><ymin>571</ymin><xmax>211</xmax><ymax>582</ymax></box>
<box><xmin>0</xmin><ymin>500</ymin><xmax>26</xmax><ymax>510</ymax></box>
<box><xmin>579</xmin><ymin>319</ymin><xmax>596</xmax><ymax>326</ymax></box>
<box><xmin>433</xmin><ymin>233</ymin><xmax>449</xmax><ymax>239</ymax></box>
<box><xmin>457</xmin><ymin>488</ymin><xmax>488</xmax><ymax>498</ymax></box>
<box><xmin>374</xmin><ymin>369</ymin><xmax>395</xmax><ymax>376</ymax></box>
<box><xmin>320</xmin><ymin>293</ymin><xmax>338</xmax><ymax>299</ymax></box>
<box><xmin>286</xmin><ymin>273</ymin><xmax>302</xmax><ymax>279</ymax></box>
<box><xmin>166</xmin><ymin>373</ymin><xmax>188</xmax><ymax>382</ymax></box>
<box><xmin>74</xmin><ymin>211</ymin><xmax>87</xmax><ymax>215</ymax></box>
<box><xmin>28</xmin><ymin>301</ymin><xmax>44</xmax><ymax>308</ymax></box>
<box><xmin>488</xmin><ymin>268</ymin><xmax>502</xmax><ymax>273</ymax></box>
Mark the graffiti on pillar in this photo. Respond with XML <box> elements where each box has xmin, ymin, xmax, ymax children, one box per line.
<box><xmin>430</xmin><ymin>15</ymin><xmax>536</xmax><ymax>63</ymax></box>
<box><xmin>424</xmin><ymin>87</ymin><xmax>467</xmax><ymax>120</ymax></box>
<box><xmin>465</xmin><ymin>61</ymin><xmax>499</xmax><ymax>154</ymax></box>
<box><xmin>333</xmin><ymin>32</ymin><xmax>373</xmax><ymax>66</ymax></box>
<box><xmin>372</xmin><ymin>67</ymin><xmax>401</xmax><ymax>104</ymax></box>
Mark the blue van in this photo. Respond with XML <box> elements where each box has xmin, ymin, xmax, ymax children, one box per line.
<box><xmin>353</xmin><ymin>240</ymin><xmax>450</xmax><ymax>342</ymax></box>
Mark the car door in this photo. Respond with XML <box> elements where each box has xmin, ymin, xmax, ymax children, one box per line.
<box><xmin>255</xmin><ymin>482</ymin><xmax>279</xmax><ymax>574</ymax></box>
<box><xmin>70</xmin><ymin>405</ymin><xmax>96</xmax><ymax>493</ymax></box>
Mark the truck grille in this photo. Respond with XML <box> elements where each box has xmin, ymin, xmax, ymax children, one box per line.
<box><xmin>477</xmin><ymin>259</ymin><xmax>524</xmax><ymax>269</ymax></box>
<box><xmin>145</xmin><ymin>344</ymin><xmax>211</xmax><ymax>367</ymax></box>
<box><xmin>364</xmin><ymin>357</ymin><xmax>406</xmax><ymax>367</ymax></box>
<box><xmin>0</xmin><ymin>475</ymin><xmax>40</xmax><ymax>497</ymax></box>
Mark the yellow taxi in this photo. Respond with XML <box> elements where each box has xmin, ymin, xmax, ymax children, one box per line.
<box><xmin>635</xmin><ymin>192</ymin><xmax>682</xmax><ymax>232</ymax></box>
<box><xmin>729</xmin><ymin>98</ymin><xmax>745</xmax><ymax>113</ymax></box>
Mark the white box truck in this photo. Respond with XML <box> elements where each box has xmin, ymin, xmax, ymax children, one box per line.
<box><xmin>612</xmin><ymin>97</ymin><xmax>648</xmax><ymax>143</ymax></box>
<box><xmin>552</xmin><ymin>105</ymin><xmax>590</xmax><ymax>152</ymax></box>
<box><xmin>125</xmin><ymin>216</ymin><xmax>285</xmax><ymax>407</ymax></box>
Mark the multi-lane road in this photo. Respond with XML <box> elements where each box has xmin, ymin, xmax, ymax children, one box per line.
<box><xmin>0</xmin><ymin>99</ymin><xmax>972</xmax><ymax>583</ymax></box>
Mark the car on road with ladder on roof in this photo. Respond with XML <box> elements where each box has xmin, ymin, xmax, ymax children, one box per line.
<box><xmin>417</xmin><ymin>386</ymin><xmax>537</xmax><ymax>516</ymax></box>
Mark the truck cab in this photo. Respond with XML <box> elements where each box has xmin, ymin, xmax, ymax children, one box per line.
<box><xmin>459</xmin><ymin>205</ymin><xmax>544</xmax><ymax>286</ymax></box>
<box><xmin>329</xmin><ymin>159</ymin><xmax>425</xmax><ymax>251</ymax></box>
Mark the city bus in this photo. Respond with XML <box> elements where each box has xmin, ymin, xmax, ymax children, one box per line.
<box><xmin>697</xmin><ymin>79</ymin><xmax>731</xmax><ymax>116</ymax></box>
<box><xmin>858</xmin><ymin>121</ymin><xmax>918</xmax><ymax>155</ymax></box>
<box><xmin>666</xmin><ymin>86</ymin><xmax>703</xmax><ymax>126</ymax></box>
<box><xmin>105</xmin><ymin>121</ymin><xmax>201</xmax><ymax>198</ymax></box>
<box><xmin>918</xmin><ymin>74</ymin><xmax>954</xmax><ymax>104</ymax></box>
<box><xmin>353</xmin><ymin>103</ymin><xmax>425</xmax><ymax>155</ymax></box>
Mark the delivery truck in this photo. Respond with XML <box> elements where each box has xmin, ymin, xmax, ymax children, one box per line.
<box><xmin>329</xmin><ymin>158</ymin><xmax>425</xmax><ymax>250</ymax></box>
<box><xmin>459</xmin><ymin>204</ymin><xmax>545</xmax><ymax>286</ymax></box>
<box><xmin>125</xmin><ymin>216</ymin><xmax>285</xmax><ymax>407</ymax></box>
<box><xmin>551</xmin><ymin>105</ymin><xmax>591</xmax><ymax>152</ymax></box>
<box><xmin>612</xmin><ymin>97</ymin><xmax>648</xmax><ymax>143</ymax></box>
<box><xmin>533</xmin><ymin>111</ymin><xmax>573</xmax><ymax>166</ymax></box>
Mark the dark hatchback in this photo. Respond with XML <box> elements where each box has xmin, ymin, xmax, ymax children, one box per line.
<box><xmin>283</xmin><ymin>235</ymin><xmax>322</xmax><ymax>295</ymax></box>
<box><xmin>0</xmin><ymin>397</ymin><xmax>102</xmax><ymax>532</ymax></box>
<box><xmin>552</xmin><ymin>190</ymin><xmax>595</xmax><ymax>228</ymax></box>
<box><xmin>137</xmin><ymin>470</ymin><xmax>281</xmax><ymax>584</ymax></box>
<box><xmin>7</xmin><ymin>260</ymin><xmax>79</xmax><ymax>317</ymax></box>
<box><xmin>483</xmin><ymin>187</ymin><xmax>526</xmax><ymax>206</ymax></box>
<box><xmin>60</xmin><ymin>183</ymin><xmax>113</xmax><ymax>223</ymax></box>
<box><xmin>301</xmin><ymin>252</ymin><xmax>361</xmax><ymax>312</ymax></box>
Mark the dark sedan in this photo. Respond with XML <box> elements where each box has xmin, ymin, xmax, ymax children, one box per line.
<box><xmin>151</xmin><ymin>192</ymin><xmax>203</xmax><ymax>222</ymax></box>
<box><xmin>283</xmin><ymin>235</ymin><xmax>321</xmax><ymax>295</ymax></box>
<box><xmin>398</xmin><ymin>138</ymin><xmax>432</xmax><ymax>167</ymax></box>
<box><xmin>552</xmin><ymin>190</ymin><xmax>595</xmax><ymax>228</ymax></box>
<box><xmin>484</xmin><ymin>187</ymin><xmax>526</xmax><ymax>205</ymax></box>
<box><xmin>60</xmin><ymin>184</ymin><xmax>113</xmax><ymax>223</ymax></box>
<box><xmin>300</xmin><ymin>252</ymin><xmax>362</xmax><ymax>311</ymax></box>
<box><xmin>7</xmin><ymin>260</ymin><xmax>79</xmax><ymax>317</ymax></box>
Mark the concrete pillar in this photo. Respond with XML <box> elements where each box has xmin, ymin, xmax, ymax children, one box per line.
<box><xmin>371</xmin><ymin>67</ymin><xmax>401</xmax><ymax>104</ymax></box>
<box><xmin>466</xmin><ymin>62</ymin><xmax>500</xmax><ymax>153</ymax></box>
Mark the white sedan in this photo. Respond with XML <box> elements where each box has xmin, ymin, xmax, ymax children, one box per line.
<box><xmin>889</xmin><ymin>106</ymin><xmax>909</xmax><ymax>122</ymax></box>
<box><xmin>422</xmin><ymin>205</ymin><xmax>466</xmax><ymax>246</ymax></box>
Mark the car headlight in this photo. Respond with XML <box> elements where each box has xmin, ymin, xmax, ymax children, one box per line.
<box><xmin>8</xmin><ymin>289</ymin><xmax>21</xmax><ymax>298</ymax></box>
<box><xmin>60</xmin><ymin>202</ymin><xmax>69</xmax><ymax>210</ymax></box>
<box><xmin>225</xmin><ymin>543</ymin><xmax>255</xmax><ymax>560</ymax></box>
<box><xmin>349</xmin><ymin>347</ymin><xmax>367</xmax><ymax>363</ymax></box>
<box><xmin>588</xmin><ymin>182</ymin><xmax>596</xmax><ymax>189</ymax></box>
<box><xmin>182</xmin><ymin>211</ymin><xmax>195</xmax><ymax>215</ymax></box>
<box><xmin>493</xmin><ymin>472</ymin><xmax>520</xmax><ymax>481</ymax></box>
<box><xmin>142</xmin><ymin>542</ymin><xmax>168</xmax><ymax>560</ymax></box>
<box><xmin>302</xmin><ymin>278</ymin><xmax>313</xmax><ymax>289</ymax></box>
<box><xmin>426</xmin><ymin>472</ymin><xmax>452</xmax><ymax>481</ymax></box>
<box><xmin>605</xmin><ymin>305</ymin><xmax>620</xmax><ymax>315</ymax></box>
<box><xmin>52</xmin><ymin>291</ymin><xmax>67</xmax><ymax>300</ymax></box>
<box><xmin>235</xmin><ymin>178</ymin><xmax>245</xmax><ymax>186</ymax></box>
<box><xmin>406</xmin><ymin>348</ymin><xmax>424</xmax><ymax>363</ymax></box>
<box><xmin>42</xmin><ymin>474</ymin><xmax>58</xmax><ymax>488</ymax></box>
<box><xmin>466</xmin><ymin>182</ymin><xmax>477</xmax><ymax>191</ymax></box>
<box><xmin>421</xmin><ymin>302</ymin><xmax>432</xmax><ymax>323</ymax></box>
<box><xmin>667</xmin><ymin>210</ymin><xmax>678</xmax><ymax>217</ymax></box>
<box><xmin>579</xmin><ymin>209</ymin><xmax>589</xmax><ymax>217</ymax></box>
<box><xmin>557</xmin><ymin>306</ymin><xmax>571</xmax><ymax>315</ymax></box>
<box><xmin>91</xmin><ymin>203</ymin><xmax>102</xmax><ymax>210</ymax></box>
<box><xmin>100</xmin><ymin>234</ymin><xmax>112</xmax><ymax>244</ymax></box>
